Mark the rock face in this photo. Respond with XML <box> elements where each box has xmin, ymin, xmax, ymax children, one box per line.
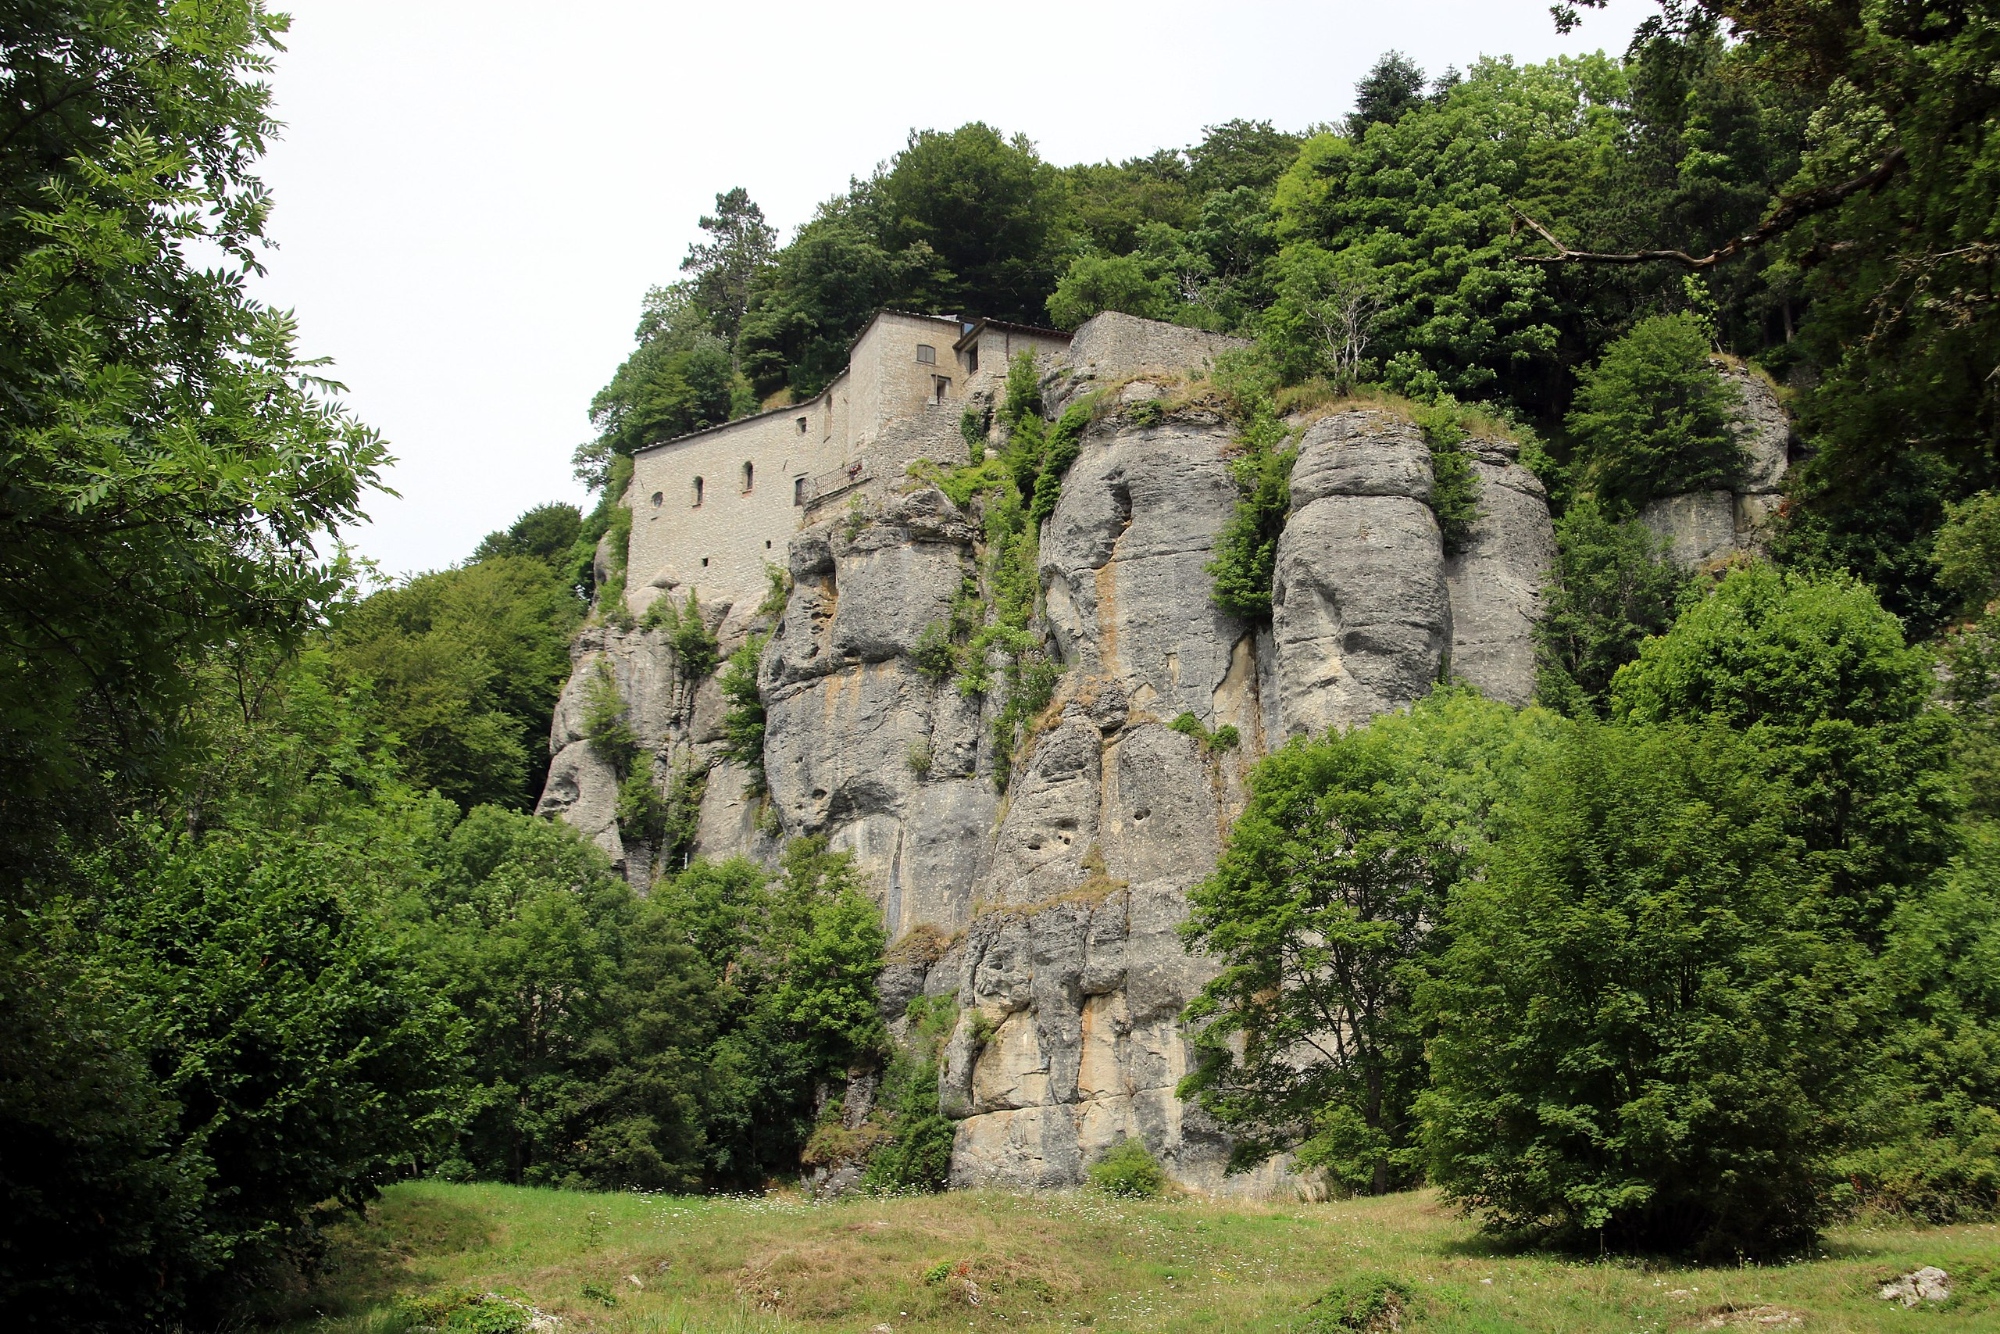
<box><xmin>537</xmin><ymin>621</ymin><xmax>719</xmax><ymax>881</ymax></box>
<box><xmin>1640</xmin><ymin>363</ymin><xmax>1792</xmax><ymax>567</ymax></box>
<box><xmin>1272</xmin><ymin>410</ymin><xmax>1553</xmax><ymax>735</ymax></box>
<box><xmin>540</xmin><ymin>314</ymin><xmax>1568</xmax><ymax>1194</ymax></box>
<box><xmin>760</xmin><ymin>485</ymin><xmax>999</xmax><ymax>937</ymax></box>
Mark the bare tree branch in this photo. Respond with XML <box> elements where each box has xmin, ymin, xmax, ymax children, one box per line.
<box><xmin>1510</xmin><ymin>147</ymin><xmax>1907</xmax><ymax>269</ymax></box>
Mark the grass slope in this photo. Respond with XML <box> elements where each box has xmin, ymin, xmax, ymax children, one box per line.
<box><xmin>287</xmin><ymin>1182</ymin><xmax>1999</xmax><ymax>1333</ymax></box>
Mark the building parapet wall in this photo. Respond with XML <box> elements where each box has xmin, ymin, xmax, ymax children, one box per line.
<box><xmin>1047</xmin><ymin>311</ymin><xmax>1249</xmax><ymax>412</ymax></box>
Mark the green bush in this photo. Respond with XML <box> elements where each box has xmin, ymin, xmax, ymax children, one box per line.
<box><xmin>1532</xmin><ymin>496</ymin><xmax>1690</xmax><ymax>716</ymax></box>
<box><xmin>1567</xmin><ymin>313</ymin><xmax>1744</xmax><ymax>512</ymax></box>
<box><xmin>1182</xmin><ymin>688</ymin><xmax>1558</xmax><ymax>1191</ymax></box>
<box><xmin>1935</xmin><ymin>490</ymin><xmax>2000</xmax><ymax>612</ymax></box>
<box><xmin>959</xmin><ymin>403</ymin><xmax>991</xmax><ymax>460</ymax></box>
<box><xmin>393</xmin><ymin>1289</ymin><xmax>537</xmax><ymax>1333</ymax></box>
<box><xmin>597</xmin><ymin>461</ymin><xmax>637</xmax><ymax>627</ymax></box>
<box><xmin>1303</xmin><ymin>1272</ymin><xmax>1415</xmax><ymax>1333</ymax></box>
<box><xmin>718</xmin><ymin>631</ymin><xmax>769</xmax><ymax>793</ymax></box>
<box><xmin>1836</xmin><ymin>825</ymin><xmax>2000</xmax><ymax>1222</ymax></box>
<box><xmin>1028</xmin><ymin>402</ymin><xmax>1093</xmax><ymax>524</ymax></box>
<box><xmin>1610</xmin><ymin>564</ymin><xmax>1958</xmax><ymax>933</ymax></box>
<box><xmin>1418</xmin><ymin>720</ymin><xmax>1864</xmax><ymax>1256</ymax></box>
<box><xmin>1412</xmin><ymin>402</ymin><xmax>1481</xmax><ymax>555</ymax></box>
<box><xmin>912</xmin><ymin>621</ymin><xmax>961</xmax><ymax>681</ymax></box>
<box><xmin>641</xmin><ymin>589</ymin><xmax>720</xmax><ymax>677</ymax></box>
<box><xmin>1087</xmin><ymin>1138</ymin><xmax>1168</xmax><ymax>1197</ymax></box>
<box><xmin>1047</xmin><ymin>251</ymin><xmax>1172</xmax><ymax>329</ymax></box>
<box><xmin>331</xmin><ymin>551</ymin><xmax>585</xmax><ymax>812</ymax></box>
<box><xmin>863</xmin><ymin>997</ymin><xmax>961</xmax><ymax>1194</ymax></box>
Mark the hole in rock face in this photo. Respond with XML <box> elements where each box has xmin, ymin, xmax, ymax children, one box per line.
<box><xmin>1133</xmin><ymin>808</ymin><xmax>1152</xmax><ymax>821</ymax></box>
<box><xmin>811</xmin><ymin>788</ymin><xmax>827</xmax><ymax>800</ymax></box>
<box><xmin>1026</xmin><ymin>840</ymin><xmax>1043</xmax><ymax>851</ymax></box>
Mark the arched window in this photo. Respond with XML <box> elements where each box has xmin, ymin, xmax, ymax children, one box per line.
<box><xmin>691</xmin><ymin>476</ymin><xmax>704</xmax><ymax>507</ymax></box>
<box><xmin>742</xmin><ymin>461</ymin><xmax>754</xmax><ymax>492</ymax></box>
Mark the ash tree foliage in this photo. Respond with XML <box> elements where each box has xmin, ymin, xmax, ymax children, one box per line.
<box><xmin>1610</xmin><ymin>565</ymin><xmax>1960</xmax><ymax>933</ymax></box>
<box><xmin>0</xmin><ymin>0</ymin><xmax>388</xmax><ymax>862</ymax></box>
<box><xmin>411</xmin><ymin>824</ymin><xmax>885</xmax><ymax>1193</ymax></box>
<box><xmin>1533</xmin><ymin>496</ymin><xmax>1691</xmax><ymax>716</ymax></box>
<box><xmin>1194</xmin><ymin>563</ymin><xmax>2000</xmax><ymax>1254</ymax></box>
<box><xmin>0</xmin><ymin>5</ymin><xmax>400</xmax><ymax>1326</ymax></box>
<box><xmin>330</xmin><ymin>536</ymin><xmax>586</xmax><ymax>813</ymax></box>
<box><xmin>1417</xmin><ymin>718</ymin><xmax>1861</xmax><ymax>1257</ymax></box>
<box><xmin>1180</xmin><ymin>689</ymin><xmax>1559</xmax><ymax>1195</ymax></box>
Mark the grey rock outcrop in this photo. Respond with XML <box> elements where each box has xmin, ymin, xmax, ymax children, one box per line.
<box><xmin>1273</xmin><ymin>412</ymin><xmax>1450</xmax><ymax>738</ymax></box>
<box><xmin>1044</xmin><ymin>312</ymin><xmax>1249</xmax><ymax>413</ymax></box>
<box><xmin>1040</xmin><ymin>405</ymin><xmax>1257</xmax><ymax>735</ymax></box>
<box><xmin>540</xmin><ymin>313</ymin><xmax>1576</xmax><ymax>1196</ymax></box>
<box><xmin>538</xmin><ymin>621</ymin><xmax>709</xmax><ymax>880</ymax></box>
<box><xmin>760</xmin><ymin>485</ymin><xmax>1000</xmax><ymax>937</ymax></box>
<box><xmin>1445</xmin><ymin>441</ymin><xmax>1559</xmax><ymax>706</ymax></box>
<box><xmin>1640</xmin><ymin>362</ymin><xmax>1792</xmax><ymax>567</ymax></box>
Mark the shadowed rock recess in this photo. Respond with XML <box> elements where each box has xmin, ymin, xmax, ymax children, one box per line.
<box><xmin>540</xmin><ymin>314</ymin><xmax>1564</xmax><ymax>1195</ymax></box>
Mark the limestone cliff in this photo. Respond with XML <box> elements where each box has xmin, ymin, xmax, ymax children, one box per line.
<box><xmin>539</xmin><ymin>315</ymin><xmax>1559</xmax><ymax>1194</ymax></box>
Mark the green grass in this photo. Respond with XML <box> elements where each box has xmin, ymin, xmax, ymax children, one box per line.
<box><xmin>280</xmin><ymin>1182</ymin><xmax>1999</xmax><ymax>1333</ymax></box>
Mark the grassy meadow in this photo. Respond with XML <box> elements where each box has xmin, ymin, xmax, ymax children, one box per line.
<box><xmin>279</xmin><ymin>1182</ymin><xmax>1999</xmax><ymax>1333</ymax></box>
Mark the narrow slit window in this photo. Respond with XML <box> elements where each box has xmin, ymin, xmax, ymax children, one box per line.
<box><xmin>691</xmin><ymin>476</ymin><xmax>704</xmax><ymax>507</ymax></box>
<box><xmin>915</xmin><ymin>344</ymin><xmax>936</xmax><ymax>364</ymax></box>
<box><xmin>796</xmin><ymin>416</ymin><xmax>807</xmax><ymax>433</ymax></box>
<box><xmin>741</xmin><ymin>461</ymin><xmax>754</xmax><ymax>492</ymax></box>
<box><xmin>793</xmin><ymin>475</ymin><xmax>807</xmax><ymax>506</ymax></box>
<box><xmin>965</xmin><ymin>344</ymin><xmax>979</xmax><ymax>373</ymax></box>
<box><xmin>650</xmin><ymin>491</ymin><xmax>663</xmax><ymax>507</ymax></box>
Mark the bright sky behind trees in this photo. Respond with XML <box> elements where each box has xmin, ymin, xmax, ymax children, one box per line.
<box><xmin>252</xmin><ymin>0</ymin><xmax>1650</xmax><ymax>576</ymax></box>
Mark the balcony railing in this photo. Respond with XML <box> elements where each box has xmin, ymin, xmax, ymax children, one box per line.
<box><xmin>802</xmin><ymin>457</ymin><xmax>871</xmax><ymax>506</ymax></box>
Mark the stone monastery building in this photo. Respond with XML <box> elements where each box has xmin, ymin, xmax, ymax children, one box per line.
<box><xmin>625</xmin><ymin>310</ymin><xmax>1070</xmax><ymax>622</ymax></box>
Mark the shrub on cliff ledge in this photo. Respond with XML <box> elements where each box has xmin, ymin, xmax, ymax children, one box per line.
<box><xmin>1567</xmin><ymin>313</ymin><xmax>1744</xmax><ymax>513</ymax></box>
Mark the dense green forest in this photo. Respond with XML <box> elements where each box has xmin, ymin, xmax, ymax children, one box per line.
<box><xmin>3</xmin><ymin>0</ymin><xmax>1999</xmax><ymax>1329</ymax></box>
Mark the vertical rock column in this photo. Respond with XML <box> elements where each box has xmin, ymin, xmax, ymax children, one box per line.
<box><xmin>1272</xmin><ymin>411</ymin><xmax>1451</xmax><ymax>739</ymax></box>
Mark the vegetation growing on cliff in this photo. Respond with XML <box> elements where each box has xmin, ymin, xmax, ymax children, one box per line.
<box><xmin>15</xmin><ymin>0</ymin><xmax>2000</xmax><ymax>1319</ymax></box>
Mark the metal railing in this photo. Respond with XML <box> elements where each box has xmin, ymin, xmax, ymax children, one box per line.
<box><xmin>802</xmin><ymin>457</ymin><xmax>871</xmax><ymax>506</ymax></box>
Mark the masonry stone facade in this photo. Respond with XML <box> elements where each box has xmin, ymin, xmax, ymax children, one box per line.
<box><xmin>625</xmin><ymin>310</ymin><xmax>1068</xmax><ymax>635</ymax></box>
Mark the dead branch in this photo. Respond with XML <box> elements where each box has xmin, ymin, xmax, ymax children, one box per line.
<box><xmin>1510</xmin><ymin>147</ymin><xmax>1907</xmax><ymax>269</ymax></box>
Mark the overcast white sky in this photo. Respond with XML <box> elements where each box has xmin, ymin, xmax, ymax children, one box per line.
<box><xmin>251</xmin><ymin>0</ymin><xmax>1653</xmax><ymax>577</ymax></box>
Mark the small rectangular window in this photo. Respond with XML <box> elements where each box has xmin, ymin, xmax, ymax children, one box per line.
<box><xmin>794</xmin><ymin>476</ymin><xmax>807</xmax><ymax>506</ymax></box>
<box><xmin>797</xmin><ymin>416</ymin><xmax>807</xmax><ymax>433</ymax></box>
<box><xmin>915</xmin><ymin>344</ymin><xmax>936</xmax><ymax>364</ymax></box>
<box><xmin>932</xmin><ymin>375</ymin><xmax>951</xmax><ymax>404</ymax></box>
<box><xmin>965</xmin><ymin>344</ymin><xmax>979</xmax><ymax>374</ymax></box>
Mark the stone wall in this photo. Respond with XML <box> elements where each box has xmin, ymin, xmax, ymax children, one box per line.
<box><xmin>1045</xmin><ymin>311</ymin><xmax>1250</xmax><ymax>411</ymax></box>
<box><xmin>627</xmin><ymin>309</ymin><xmax>1051</xmax><ymax>633</ymax></box>
<box><xmin>627</xmin><ymin>405</ymin><xmax>830</xmax><ymax>634</ymax></box>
